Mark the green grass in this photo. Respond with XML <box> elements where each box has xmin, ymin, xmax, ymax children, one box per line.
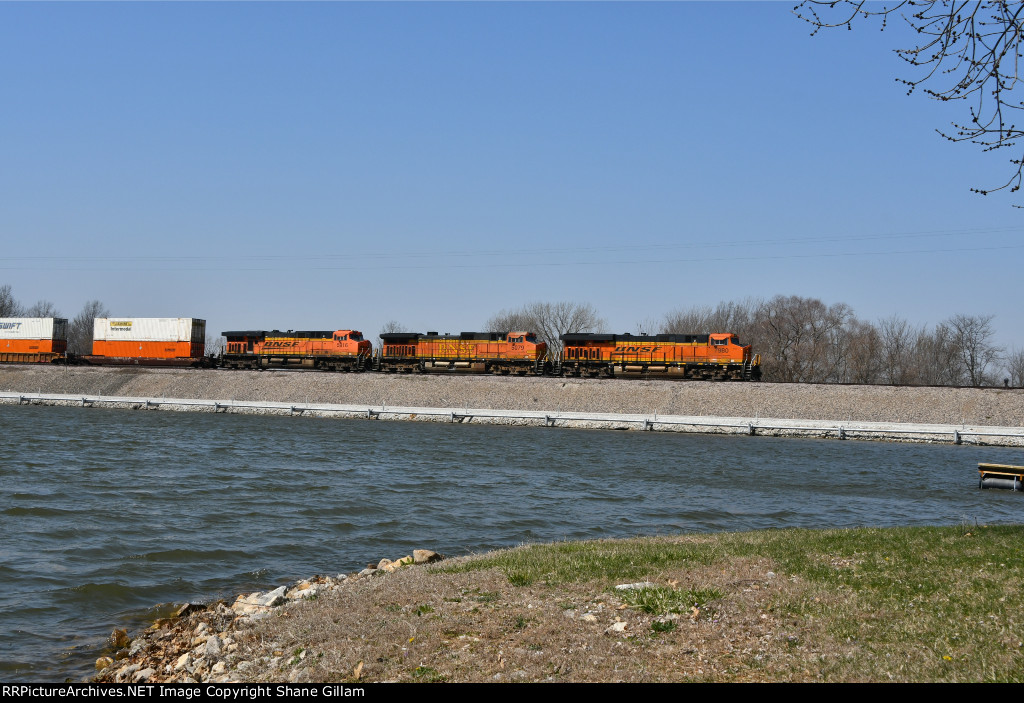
<box><xmin>442</xmin><ymin>537</ymin><xmax>720</xmax><ymax>586</ymax></box>
<box><xmin>411</xmin><ymin>665</ymin><xmax>446</xmax><ymax>682</ymax></box>
<box><xmin>708</xmin><ymin>525</ymin><xmax>1024</xmax><ymax>681</ymax></box>
<box><xmin>618</xmin><ymin>585</ymin><xmax>723</xmax><ymax>615</ymax></box>
<box><xmin>441</xmin><ymin>525</ymin><xmax>1024</xmax><ymax>681</ymax></box>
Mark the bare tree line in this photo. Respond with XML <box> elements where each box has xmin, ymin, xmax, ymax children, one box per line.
<box><xmin>657</xmin><ymin>295</ymin><xmax>1011</xmax><ymax>386</ymax></box>
<box><xmin>484</xmin><ymin>295</ymin><xmax>1015</xmax><ymax>387</ymax></box>
<box><xmin>0</xmin><ymin>284</ymin><xmax>109</xmax><ymax>355</ymax></box>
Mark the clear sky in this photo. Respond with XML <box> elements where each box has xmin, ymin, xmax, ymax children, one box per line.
<box><xmin>1</xmin><ymin>1</ymin><xmax>1022</xmax><ymax>349</ymax></box>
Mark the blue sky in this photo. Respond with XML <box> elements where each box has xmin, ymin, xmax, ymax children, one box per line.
<box><xmin>1</xmin><ymin>1</ymin><xmax>1021</xmax><ymax>349</ymax></box>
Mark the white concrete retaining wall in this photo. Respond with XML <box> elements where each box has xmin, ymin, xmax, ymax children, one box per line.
<box><xmin>3</xmin><ymin>391</ymin><xmax>1023</xmax><ymax>446</ymax></box>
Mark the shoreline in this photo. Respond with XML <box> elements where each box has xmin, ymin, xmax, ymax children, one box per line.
<box><xmin>92</xmin><ymin>549</ymin><xmax>446</xmax><ymax>685</ymax></box>
<box><xmin>90</xmin><ymin>526</ymin><xmax>1024</xmax><ymax>683</ymax></box>
<box><xmin>4</xmin><ymin>389</ymin><xmax>1023</xmax><ymax>445</ymax></box>
<box><xmin>1</xmin><ymin>365</ymin><xmax>1023</xmax><ymax>445</ymax></box>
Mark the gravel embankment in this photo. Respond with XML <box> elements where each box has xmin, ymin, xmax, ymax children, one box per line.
<box><xmin>1</xmin><ymin>365</ymin><xmax>1023</xmax><ymax>426</ymax></box>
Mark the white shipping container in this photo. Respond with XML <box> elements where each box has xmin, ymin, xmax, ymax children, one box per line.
<box><xmin>0</xmin><ymin>318</ymin><xmax>68</xmax><ymax>341</ymax></box>
<box><xmin>93</xmin><ymin>318</ymin><xmax>206</xmax><ymax>342</ymax></box>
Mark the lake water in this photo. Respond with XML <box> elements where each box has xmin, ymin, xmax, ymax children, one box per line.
<box><xmin>1</xmin><ymin>403</ymin><xmax>1021</xmax><ymax>681</ymax></box>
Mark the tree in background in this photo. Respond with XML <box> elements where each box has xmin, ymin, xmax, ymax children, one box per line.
<box><xmin>633</xmin><ymin>316</ymin><xmax>661</xmax><ymax>336</ymax></box>
<box><xmin>0</xmin><ymin>289</ymin><xmax>61</xmax><ymax>319</ymax></box>
<box><xmin>68</xmin><ymin>300</ymin><xmax>110</xmax><ymax>355</ymax></box>
<box><xmin>877</xmin><ymin>315</ymin><xmax>918</xmax><ymax>385</ymax></box>
<box><xmin>205</xmin><ymin>334</ymin><xmax>226</xmax><ymax>357</ymax></box>
<box><xmin>911</xmin><ymin>321</ymin><xmax>962</xmax><ymax>386</ymax></box>
<box><xmin>948</xmin><ymin>313</ymin><xmax>1003</xmax><ymax>386</ymax></box>
<box><xmin>663</xmin><ymin>298</ymin><xmax>761</xmax><ymax>345</ymax></box>
<box><xmin>25</xmin><ymin>300</ymin><xmax>61</xmax><ymax>317</ymax></box>
<box><xmin>1006</xmin><ymin>348</ymin><xmax>1024</xmax><ymax>387</ymax></box>
<box><xmin>377</xmin><ymin>320</ymin><xmax>406</xmax><ymax>345</ymax></box>
<box><xmin>795</xmin><ymin>1</ymin><xmax>1024</xmax><ymax>198</ymax></box>
<box><xmin>653</xmin><ymin>296</ymin><xmax>1013</xmax><ymax>386</ymax></box>
<box><xmin>754</xmin><ymin>295</ymin><xmax>854</xmax><ymax>383</ymax></box>
<box><xmin>0</xmin><ymin>284</ymin><xmax>23</xmax><ymax>317</ymax></box>
<box><xmin>485</xmin><ymin>302</ymin><xmax>605</xmax><ymax>356</ymax></box>
<box><xmin>836</xmin><ymin>318</ymin><xmax>884</xmax><ymax>385</ymax></box>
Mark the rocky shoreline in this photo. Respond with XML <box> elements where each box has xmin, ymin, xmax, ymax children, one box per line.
<box><xmin>92</xmin><ymin>550</ymin><xmax>444</xmax><ymax>684</ymax></box>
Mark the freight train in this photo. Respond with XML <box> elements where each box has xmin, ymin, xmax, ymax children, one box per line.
<box><xmin>0</xmin><ymin>317</ymin><xmax>762</xmax><ymax>380</ymax></box>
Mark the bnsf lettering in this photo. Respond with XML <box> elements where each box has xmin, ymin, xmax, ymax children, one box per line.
<box><xmin>612</xmin><ymin>346</ymin><xmax>662</xmax><ymax>353</ymax></box>
<box><xmin>264</xmin><ymin>341</ymin><xmax>301</xmax><ymax>348</ymax></box>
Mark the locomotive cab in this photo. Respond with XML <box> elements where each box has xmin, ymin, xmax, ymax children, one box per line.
<box><xmin>332</xmin><ymin>330</ymin><xmax>372</xmax><ymax>356</ymax></box>
<box><xmin>506</xmin><ymin>331</ymin><xmax>547</xmax><ymax>359</ymax></box>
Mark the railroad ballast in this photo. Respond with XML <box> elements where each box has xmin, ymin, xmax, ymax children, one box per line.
<box><xmin>0</xmin><ymin>317</ymin><xmax>762</xmax><ymax>380</ymax></box>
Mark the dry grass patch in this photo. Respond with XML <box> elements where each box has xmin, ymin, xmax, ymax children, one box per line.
<box><xmin>225</xmin><ymin>527</ymin><xmax>1024</xmax><ymax>682</ymax></box>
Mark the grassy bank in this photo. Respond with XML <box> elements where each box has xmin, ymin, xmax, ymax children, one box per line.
<box><xmin>207</xmin><ymin>525</ymin><xmax>1023</xmax><ymax>683</ymax></box>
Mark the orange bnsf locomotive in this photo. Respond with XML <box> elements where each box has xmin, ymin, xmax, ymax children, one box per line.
<box><xmin>221</xmin><ymin>329</ymin><xmax>372</xmax><ymax>370</ymax></box>
<box><xmin>378</xmin><ymin>331</ymin><xmax>547</xmax><ymax>374</ymax></box>
<box><xmin>559</xmin><ymin>332</ymin><xmax>761</xmax><ymax>381</ymax></box>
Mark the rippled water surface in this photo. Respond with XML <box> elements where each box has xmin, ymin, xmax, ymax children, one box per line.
<box><xmin>1</xmin><ymin>404</ymin><xmax>1022</xmax><ymax>681</ymax></box>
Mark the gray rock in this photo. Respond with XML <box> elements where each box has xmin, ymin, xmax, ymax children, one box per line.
<box><xmin>255</xmin><ymin>586</ymin><xmax>287</xmax><ymax>607</ymax></box>
<box><xmin>115</xmin><ymin>663</ymin><xmax>140</xmax><ymax>683</ymax></box>
<box><xmin>205</xmin><ymin>635</ymin><xmax>223</xmax><ymax>657</ymax></box>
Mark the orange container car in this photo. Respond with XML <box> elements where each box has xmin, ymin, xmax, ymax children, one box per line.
<box><xmin>88</xmin><ymin>318</ymin><xmax>206</xmax><ymax>365</ymax></box>
<box><xmin>379</xmin><ymin>331</ymin><xmax>547</xmax><ymax>374</ymax></box>
<box><xmin>90</xmin><ymin>341</ymin><xmax>202</xmax><ymax>358</ymax></box>
<box><xmin>560</xmin><ymin>332</ymin><xmax>761</xmax><ymax>380</ymax></box>
<box><xmin>0</xmin><ymin>318</ymin><xmax>68</xmax><ymax>363</ymax></box>
<box><xmin>221</xmin><ymin>329</ymin><xmax>371</xmax><ymax>370</ymax></box>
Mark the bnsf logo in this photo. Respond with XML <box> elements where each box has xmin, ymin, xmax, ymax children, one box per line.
<box><xmin>0</xmin><ymin>322</ymin><xmax>22</xmax><ymax>330</ymax></box>
<box><xmin>264</xmin><ymin>341</ymin><xmax>301</xmax><ymax>348</ymax></box>
<box><xmin>612</xmin><ymin>345</ymin><xmax>662</xmax><ymax>353</ymax></box>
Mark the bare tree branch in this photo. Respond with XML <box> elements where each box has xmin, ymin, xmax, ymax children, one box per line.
<box><xmin>25</xmin><ymin>300</ymin><xmax>61</xmax><ymax>317</ymax></box>
<box><xmin>0</xmin><ymin>284</ymin><xmax>23</xmax><ymax>317</ymax></box>
<box><xmin>68</xmin><ymin>300</ymin><xmax>110</xmax><ymax>355</ymax></box>
<box><xmin>795</xmin><ymin>1</ymin><xmax>1024</xmax><ymax>197</ymax></box>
